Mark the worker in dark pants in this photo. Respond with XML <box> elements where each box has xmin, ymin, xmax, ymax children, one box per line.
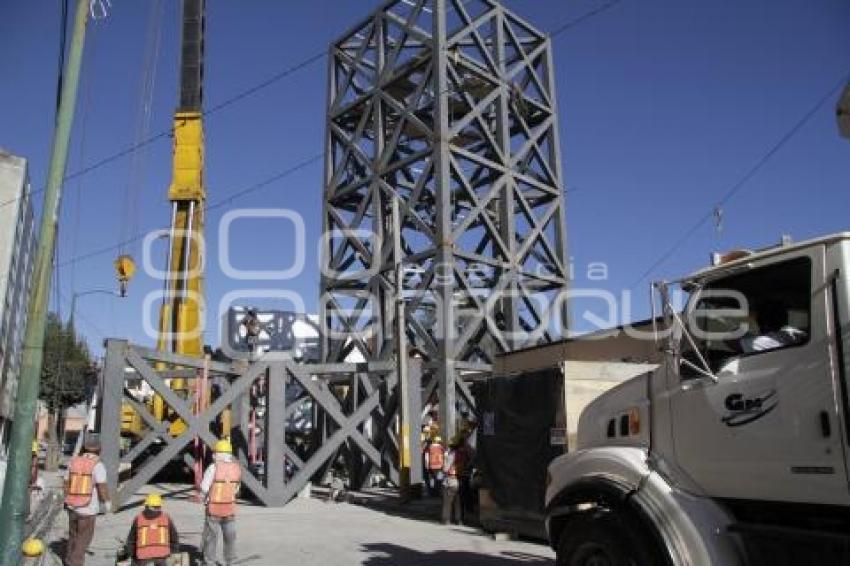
<box><xmin>441</xmin><ymin>435</ymin><xmax>466</xmax><ymax>525</ymax></box>
<box><xmin>123</xmin><ymin>493</ymin><xmax>179</xmax><ymax>565</ymax></box>
<box><xmin>457</xmin><ymin>433</ymin><xmax>476</xmax><ymax>522</ymax></box>
<box><xmin>201</xmin><ymin>439</ymin><xmax>241</xmax><ymax>566</ymax></box>
<box><xmin>64</xmin><ymin>434</ymin><xmax>111</xmax><ymax>566</ymax></box>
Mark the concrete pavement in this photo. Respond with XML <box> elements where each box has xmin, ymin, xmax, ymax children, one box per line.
<box><xmin>44</xmin><ymin>486</ymin><xmax>555</xmax><ymax>565</ymax></box>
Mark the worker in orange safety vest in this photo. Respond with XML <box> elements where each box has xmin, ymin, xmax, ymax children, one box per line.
<box><xmin>64</xmin><ymin>434</ymin><xmax>111</xmax><ymax>566</ymax></box>
<box><xmin>201</xmin><ymin>439</ymin><xmax>241</xmax><ymax>566</ymax></box>
<box><xmin>425</xmin><ymin>435</ymin><xmax>445</xmax><ymax>497</ymax></box>
<box><xmin>123</xmin><ymin>493</ymin><xmax>179</xmax><ymax>565</ymax></box>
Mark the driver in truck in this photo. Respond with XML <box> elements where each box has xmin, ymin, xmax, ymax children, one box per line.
<box><xmin>739</xmin><ymin>301</ymin><xmax>807</xmax><ymax>353</ymax></box>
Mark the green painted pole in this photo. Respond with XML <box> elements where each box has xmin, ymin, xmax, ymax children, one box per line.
<box><xmin>0</xmin><ymin>0</ymin><xmax>89</xmax><ymax>562</ymax></box>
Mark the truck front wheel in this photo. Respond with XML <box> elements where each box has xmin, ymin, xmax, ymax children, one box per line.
<box><xmin>556</xmin><ymin>509</ymin><xmax>660</xmax><ymax>566</ymax></box>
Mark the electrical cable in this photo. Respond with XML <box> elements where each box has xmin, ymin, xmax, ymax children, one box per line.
<box><xmin>0</xmin><ymin>48</ymin><xmax>328</xmax><ymax>213</ymax></box>
<box><xmin>56</xmin><ymin>0</ymin><xmax>626</xmax><ymax>270</ymax></box>
<box><xmin>1</xmin><ymin>0</ymin><xmax>619</xmax><ymax>214</ymax></box>
<box><xmin>631</xmin><ymin>72</ymin><xmax>850</xmax><ymax>288</ymax></box>
<box><xmin>549</xmin><ymin>0</ymin><xmax>623</xmax><ymax>38</ymax></box>
<box><xmin>57</xmin><ymin>151</ymin><xmax>324</xmax><ymax>269</ymax></box>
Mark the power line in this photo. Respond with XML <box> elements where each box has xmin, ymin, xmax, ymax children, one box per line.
<box><xmin>56</xmin><ymin>1</ymin><xmax>626</xmax><ymax>270</ymax></box>
<box><xmin>205</xmin><ymin>52</ymin><xmax>326</xmax><ymax>116</ymax></box>
<box><xmin>549</xmin><ymin>0</ymin><xmax>623</xmax><ymax>38</ymax></box>
<box><xmin>0</xmin><ymin>47</ymin><xmax>328</xmax><ymax>213</ymax></box>
<box><xmin>631</xmin><ymin>72</ymin><xmax>850</xmax><ymax>287</ymax></box>
<box><xmin>57</xmin><ymin>151</ymin><xmax>324</xmax><ymax>268</ymax></box>
<box><xmin>2</xmin><ymin>0</ymin><xmax>623</xmax><ymax>216</ymax></box>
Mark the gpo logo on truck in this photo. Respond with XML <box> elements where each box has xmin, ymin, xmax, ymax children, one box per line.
<box><xmin>721</xmin><ymin>390</ymin><xmax>778</xmax><ymax>427</ymax></box>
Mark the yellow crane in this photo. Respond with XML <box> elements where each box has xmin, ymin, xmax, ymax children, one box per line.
<box><xmin>119</xmin><ymin>0</ymin><xmax>207</xmax><ymax>439</ymax></box>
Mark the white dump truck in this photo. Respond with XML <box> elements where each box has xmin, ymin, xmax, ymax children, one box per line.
<box><xmin>545</xmin><ymin>233</ymin><xmax>850</xmax><ymax>566</ymax></box>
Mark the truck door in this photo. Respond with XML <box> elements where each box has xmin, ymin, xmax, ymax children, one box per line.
<box><xmin>668</xmin><ymin>246</ymin><xmax>850</xmax><ymax>505</ymax></box>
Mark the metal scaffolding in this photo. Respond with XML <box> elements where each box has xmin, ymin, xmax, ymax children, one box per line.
<box><xmin>99</xmin><ymin>0</ymin><xmax>568</xmax><ymax>507</ymax></box>
<box><xmin>320</xmin><ymin>0</ymin><xmax>569</xmax><ymax>437</ymax></box>
<box><xmin>100</xmin><ymin>339</ymin><xmax>408</xmax><ymax>507</ymax></box>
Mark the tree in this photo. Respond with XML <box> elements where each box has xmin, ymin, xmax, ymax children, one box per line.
<box><xmin>39</xmin><ymin>312</ymin><xmax>94</xmax><ymax>412</ymax></box>
<box><xmin>38</xmin><ymin>313</ymin><xmax>95</xmax><ymax>467</ymax></box>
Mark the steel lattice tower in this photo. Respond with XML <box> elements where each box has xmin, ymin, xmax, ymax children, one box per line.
<box><xmin>321</xmin><ymin>0</ymin><xmax>569</xmax><ymax>436</ymax></box>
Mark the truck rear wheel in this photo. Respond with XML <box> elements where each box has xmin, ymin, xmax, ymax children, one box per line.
<box><xmin>556</xmin><ymin>509</ymin><xmax>659</xmax><ymax>566</ymax></box>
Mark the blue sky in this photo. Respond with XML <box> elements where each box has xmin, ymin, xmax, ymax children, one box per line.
<box><xmin>1</xmin><ymin>0</ymin><xmax>848</xmax><ymax>355</ymax></box>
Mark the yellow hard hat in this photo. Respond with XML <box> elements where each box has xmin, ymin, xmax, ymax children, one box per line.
<box><xmin>31</xmin><ymin>440</ymin><xmax>38</xmax><ymax>454</ymax></box>
<box><xmin>434</xmin><ymin>436</ymin><xmax>442</xmax><ymax>443</ymax></box>
<box><xmin>214</xmin><ymin>439</ymin><xmax>232</xmax><ymax>454</ymax></box>
<box><xmin>21</xmin><ymin>538</ymin><xmax>44</xmax><ymax>557</ymax></box>
<box><xmin>144</xmin><ymin>493</ymin><xmax>163</xmax><ymax>508</ymax></box>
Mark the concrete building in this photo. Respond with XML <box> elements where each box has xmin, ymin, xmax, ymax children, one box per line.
<box><xmin>0</xmin><ymin>149</ymin><xmax>37</xmax><ymax>450</ymax></box>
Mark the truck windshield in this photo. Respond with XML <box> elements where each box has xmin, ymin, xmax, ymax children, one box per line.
<box><xmin>680</xmin><ymin>256</ymin><xmax>811</xmax><ymax>376</ymax></box>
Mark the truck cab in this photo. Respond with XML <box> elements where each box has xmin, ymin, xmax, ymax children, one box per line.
<box><xmin>545</xmin><ymin>233</ymin><xmax>850</xmax><ymax>566</ymax></box>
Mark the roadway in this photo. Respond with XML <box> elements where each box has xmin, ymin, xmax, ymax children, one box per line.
<box><xmin>43</xmin><ymin>485</ymin><xmax>555</xmax><ymax>565</ymax></box>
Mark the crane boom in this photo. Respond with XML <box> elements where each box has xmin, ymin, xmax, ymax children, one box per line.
<box><xmin>154</xmin><ymin>0</ymin><xmax>206</xmax><ymax>425</ymax></box>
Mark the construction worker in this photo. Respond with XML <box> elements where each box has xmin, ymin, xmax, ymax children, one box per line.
<box><xmin>456</xmin><ymin>430</ymin><xmax>477</xmax><ymax>521</ymax></box>
<box><xmin>124</xmin><ymin>493</ymin><xmax>179</xmax><ymax>565</ymax></box>
<box><xmin>64</xmin><ymin>434</ymin><xmax>111</xmax><ymax>566</ymax></box>
<box><xmin>240</xmin><ymin>309</ymin><xmax>261</xmax><ymax>354</ymax></box>
<box><xmin>30</xmin><ymin>440</ymin><xmax>39</xmax><ymax>488</ymax></box>
<box><xmin>201</xmin><ymin>438</ymin><xmax>241</xmax><ymax>566</ymax></box>
<box><xmin>442</xmin><ymin>434</ymin><xmax>470</xmax><ymax>525</ymax></box>
<box><xmin>425</xmin><ymin>435</ymin><xmax>445</xmax><ymax>497</ymax></box>
<box><xmin>29</xmin><ymin>440</ymin><xmax>45</xmax><ymax>521</ymax></box>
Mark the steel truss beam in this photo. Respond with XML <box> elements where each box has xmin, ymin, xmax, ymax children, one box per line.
<box><xmin>100</xmin><ymin>340</ymin><xmax>408</xmax><ymax>507</ymax></box>
<box><xmin>320</xmin><ymin>0</ymin><xmax>569</xmax><ymax>437</ymax></box>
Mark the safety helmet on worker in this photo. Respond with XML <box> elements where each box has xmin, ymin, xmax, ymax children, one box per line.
<box><xmin>433</xmin><ymin>436</ymin><xmax>442</xmax><ymax>443</ymax></box>
<box><xmin>21</xmin><ymin>538</ymin><xmax>44</xmax><ymax>557</ymax></box>
<box><xmin>145</xmin><ymin>493</ymin><xmax>163</xmax><ymax>508</ymax></box>
<box><xmin>214</xmin><ymin>439</ymin><xmax>233</xmax><ymax>454</ymax></box>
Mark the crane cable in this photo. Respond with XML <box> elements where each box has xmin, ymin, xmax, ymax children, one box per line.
<box><xmin>118</xmin><ymin>0</ymin><xmax>165</xmax><ymax>256</ymax></box>
<box><xmin>69</xmin><ymin>17</ymin><xmax>99</xmax><ymax>298</ymax></box>
<box><xmin>56</xmin><ymin>0</ymin><xmax>621</xmax><ymax>270</ymax></box>
<box><xmin>1</xmin><ymin>0</ymin><xmax>620</xmax><ymax>215</ymax></box>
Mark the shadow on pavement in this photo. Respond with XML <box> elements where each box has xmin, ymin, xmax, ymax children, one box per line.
<box><xmin>118</xmin><ymin>485</ymin><xmax>198</xmax><ymax>512</ymax></box>
<box><xmin>361</xmin><ymin>543</ymin><xmax>554</xmax><ymax>565</ymax></box>
<box><xmin>48</xmin><ymin>538</ymin><xmax>67</xmax><ymax>560</ymax></box>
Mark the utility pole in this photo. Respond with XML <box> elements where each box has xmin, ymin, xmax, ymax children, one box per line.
<box><xmin>0</xmin><ymin>0</ymin><xmax>89</xmax><ymax>562</ymax></box>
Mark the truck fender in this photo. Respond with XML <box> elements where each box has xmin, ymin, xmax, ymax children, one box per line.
<box><xmin>545</xmin><ymin>447</ymin><xmax>744</xmax><ymax>566</ymax></box>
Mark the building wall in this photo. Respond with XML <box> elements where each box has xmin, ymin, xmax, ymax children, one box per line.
<box><xmin>0</xmin><ymin>149</ymin><xmax>37</xmax><ymax>448</ymax></box>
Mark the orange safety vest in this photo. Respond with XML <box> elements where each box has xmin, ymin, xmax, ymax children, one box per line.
<box><xmin>207</xmin><ymin>461</ymin><xmax>241</xmax><ymax>518</ymax></box>
<box><xmin>65</xmin><ymin>454</ymin><xmax>99</xmax><ymax>508</ymax></box>
<box><xmin>427</xmin><ymin>443</ymin><xmax>444</xmax><ymax>471</ymax></box>
<box><xmin>135</xmin><ymin>513</ymin><xmax>172</xmax><ymax>560</ymax></box>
